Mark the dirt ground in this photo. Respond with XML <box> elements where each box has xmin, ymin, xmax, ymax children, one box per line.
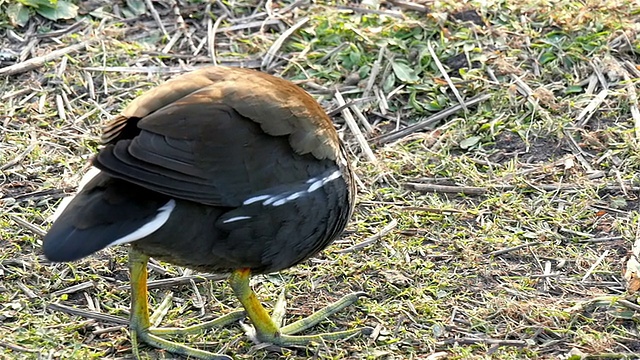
<box><xmin>1</xmin><ymin>0</ymin><xmax>640</xmax><ymax>359</ymax></box>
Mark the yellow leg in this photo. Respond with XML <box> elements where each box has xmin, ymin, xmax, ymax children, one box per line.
<box><xmin>128</xmin><ymin>248</ymin><xmax>232</xmax><ymax>360</ymax></box>
<box><xmin>229</xmin><ymin>268</ymin><xmax>371</xmax><ymax>346</ymax></box>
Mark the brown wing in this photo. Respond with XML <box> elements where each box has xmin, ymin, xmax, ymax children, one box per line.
<box><xmin>102</xmin><ymin>66</ymin><xmax>340</xmax><ymax>159</ymax></box>
<box><xmin>94</xmin><ymin>67</ymin><xmax>342</xmax><ymax>207</ymax></box>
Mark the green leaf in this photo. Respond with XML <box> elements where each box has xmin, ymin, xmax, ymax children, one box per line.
<box><xmin>564</xmin><ymin>85</ymin><xmax>583</xmax><ymax>94</ymax></box>
<box><xmin>424</xmin><ymin>98</ymin><xmax>442</xmax><ymax>111</ymax></box>
<box><xmin>459</xmin><ymin>136</ymin><xmax>481</xmax><ymax>149</ymax></box>
<box><xmin>539</xmin><ymin>51</ymin><xmax>556</xmax><ymax>65</ymax></box>
<box><xmin>382</xmin><ymin>72</ymin><xmax>395</xmax><ymax>93</ymax></box>
<box><xmin>358</xmin><ymin>65</ymin><xmax>371</xmax><ymax>79</ymax></box>
<box><xmin>126</xmin><ymin>0</ymin><xmax>147</xmax><ymax>16</ymax></box>
<box><xmin>20</xmin><ymin>0</ymin><xmax>55</xmax><ymax>8</ymax></box>
<box><xmin>7</xmin><ymin>3</ymin><xmax>31</xmax><ymax>27</ymax></box>
<box><xmin>391</xmin><ymin>61</ymin><xmax>419</xmax><ymax>83</ymax></box>
<box><xmin>610</xmin><ymin>197</ymin><xmax>627</xmax><ymax>209</ymax></box>
<box><xmin>408</xmin><ymin>91</ymin><xmax>423</xmax><ymax>112</ymax></box>
<box><xmin>35</xmin><ymin>0</ymin><xmax>78</xmax><ymax>21</ymax></box>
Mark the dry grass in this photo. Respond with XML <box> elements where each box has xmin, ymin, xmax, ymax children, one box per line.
<box><xmin>1</xmin><ymin>0</ymin><xmax>640</xmax><ymax>359</ymax></box>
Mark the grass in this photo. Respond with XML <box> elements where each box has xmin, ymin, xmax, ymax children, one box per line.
<box><xmin>1</xmin><ymin>0</ymin><xmax>640</xmax><ymax>359</ymax></box>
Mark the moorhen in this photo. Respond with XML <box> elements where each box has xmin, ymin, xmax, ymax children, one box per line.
<box><xmin>43</xmin><ymin>66</ymin><xmax>369</xmax><ymax>359</ymax></box>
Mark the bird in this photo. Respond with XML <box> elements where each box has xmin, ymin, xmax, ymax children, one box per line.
<box><xmin>43</xmin><ymin>66</ymin><xmax>369</xmax><ymax>359</ymax></box>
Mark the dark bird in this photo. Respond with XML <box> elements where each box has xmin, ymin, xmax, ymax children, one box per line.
<box><xmin>43</xmin><ymin>66</ymin><xmax>369</xmax><ymax>359</ymax></box>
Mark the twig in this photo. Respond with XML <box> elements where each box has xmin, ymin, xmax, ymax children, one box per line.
<box><xmin>0</xmin><ymin>341</ymin><xmax>38</xmax><ymax>353</ymax></box>
<box><xmin>563</xmin><ymin>129</ymin><xmax>594</xmax><ymax>172</ymax></box>
<box><xmin>218</xmin><ymin>19</ymin><xmax>282</xmax><ymax>33</ymax></box>
<box><xmin>150</xmin><ymin>292</ymin><xmax>173</xmax><ymax>327</ymax></box>
<box><xmin>144</xmin><ymin>0</ymin><xmax>169</xmax><ymax>38</ymax></box>
<box><xmin>215</xmin><ymin>0</ymin><xmax>233</xmax><ymax>18</ymax></box>
<box><xmin>82</xmin><ymin>62</ymin><xmax>262</xmax><ymax>73</ymax></box>
<box><xmin>437</xmin><ymin>337</ymin><xmax>528</xmax><ymax>347</ymax></box>
<box><xmin>387</xmin><ymin>0</ymin><xmax>431</xmax><ymax>12</ymax></box>
<box><xmin>16</xmin><ymin>281</ymin><xmax>38</xmax><ymax>299</ymax></box>
<box><xmin>334</xmin><ymin>5</ymin><xmax>404</xmax><ymax>19</ymax></box>
<box><xmin>172</xmin><ymin>2</ymin><xmax>197</xmax><ymax>53</ymax></box>
<box><xmin>326</xmin><ymin>96</ymin><xmax>376</xmax><ymax>117</ymax></box>
<box><xmin>93</xmin><ymin>325</ymin><xmax>126</xmax><ymax>335</ymax></box>
<box><xmin>405</xmin><ymin>182</ymin><xmax>640</xmax><ymax>195</ymax></box>
<box><xmin>427</xmin><ymin>41</ymin><xmax>466</xmax><ymax>112</ymax></box>
<box><xmin>624</xmin><ymin>216</ymin><xmax>640</xmax><ymax>294</ymax></box>
<box><xmin>11</xmin><ymin>187</ymin><xmax>72</xmax><ymax>203</ymax></box>
<box><xmin>7</xmin><ymin>215</ymin><xmax>47</xmax><ymax>237</ymax></box>
<box><xmin>52</xmin><ymin>281</ymin><xmax>96</xmax><ymax>297</ymax></box>
<box><xmin>161</xmin><ymin>30</ymin><xmax>182</xmax><ymax>54</ymax></box>
<box><xmin>83</xmin><ymin>66</ymin><xmax>192</xmax><ymax>74</ymax></box>
<box><xmin>46</xmin><ymin>303</ymin><xmax>129</xmax><ymax>325</ymax></box>
<box><xmin>55</xmin><ymin>94</ymin><xmax>66</xmax><ymax>121</ymax></box>
<box><xmin>35</xmin><ymin>19</ymin><xmax>89</xmax><ymax>39</ymax></box>
<box><xmin>582</xmin><ymin>249</ymin><xmax>610</xmax><ymax>282</ymax></box>
<box><xmin>262</xmin><ymin>17</ymin><xmax>309</xmax><ymax>70</ymax></box>
<box><xmin>559</xmin><ymin>227</ymin><xmax>594</xmax><ymax>238</ymax></box>
<box><xmin>208</xmin><ymin>14</ymin><xmax>227</xmax><ymax>65</ymax></box>
<box><xmin>0</xmin><ymin>131</ymin><xmax>38</xmax><ymax>171</ymax></box>
<box><xmin>577</xmin><ymin>236</ymin><xmax>623</xmax><ymax>243</ymax></box>
<box><xmin>488</xmin><ymin>242</ymin><xmax>540</xmax><ymax>257</ymax></box>
<box><xmin>405</xmin><ymin>183</ymin><xmax>488</xmax><ymax>195</ymax></box>
<box><xmin>0</xmin><ymin>41</ymin><xmax>93</xmax><ymax>76</ymax></box>
<box><xmin>500</xmin><ymin>155</ymin><xmax>574</xmax><ymax>181</ymax></box>
<box><xmin>364</xmin><ymin>44</ymin><xmax>387</xmax><ymax>99</ymax></box>
<box><xmin>116</xmin><ymin>273</ymin><xmax>227</xmax><ymax>290</ymax></box>
<box><xmin>589</xmin><ymin>60</ymin><xmax>609</xmax><ymax>90</ymax></box>
<box><xmin>621</xmin><ymin>71</ymin><xmax>640</xmax><ymax>142</ymax></box>
<box><xmin>617</xmin><ymin>299</ymin><xmax>640</xmax><ymax>312</ymax></box>
<box><xmin>334</xmin><ymin>89</ymin><xmax>377</xmax><ymax>162</ymax></box>
<box><xmin>576</xmin><ymin>89</ymin><xmax>608</xmax><ymax>127</ymax></box>
<box><xmin>350</xmin><ymin>104</ymin><xmax>374</xmax><ymax>133</ymax></box>
<box><xmin>335</xmin><ymin>219</ymin><xmax>398</xmax><ymax>254</ymax></box>
<box><xmin>318</xmin><ymin>43</ymin><xmax>349</xmax><ymax>64</ymax></box>
<box><xmin>372</xmin><ymin>93</ymin><xmax>491</xmax><ymax>144</ymax></box>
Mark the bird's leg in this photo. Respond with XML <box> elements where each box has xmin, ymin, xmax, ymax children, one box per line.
<box><xmin>229</xmin><ymin>268</ymin><xmax>371</xmax><ymax>346</ymax></box>
<box><xmin>128</xmin><ymin>248</ymin><xmax>232</xmax><ymax>360</ymax></box>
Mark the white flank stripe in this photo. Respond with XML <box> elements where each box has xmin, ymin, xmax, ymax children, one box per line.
<box><xmin>241</xmin><ymin>169</ymin><xmax>343</xmax><ymax>208</ymax></box>
<box><xmin>243</xmin><ymin>194</ymin><xmax>271</xmax><ymax>205</ymax></box>
<box><xmin>307</xmin><ymin>179</ymin><xmax>324</xmax><ymax>193</ymax></box>
<box><xmin>272</xmin><ymin>198</ymin><xmax>287</xmax><ymax>206</ymax></box>
<box><xmin>307</xmin><ymin>170</ymin><xmax>341</xmax><ymax>194</ymax></box>
<box><xmin>286</xmin><ymin>191</ymin><xmax>304</xmax><ymax>201</ymax></box>
<box><xmin>109</xmin><ymin>199</ymin><xmax>176</xmax><ymax>246</ymax></box>
<box><xmin>47</xmin><ymin>167</ymin><xmax>102</xmax><ymax>223</ymax></box>
<box><xmin>323</xmin><ymin>170</ymin><xmax>342</xmax><ymax>183</ymax></box>
<box><xmin>222</xmin><ymin>215</ymin><xmax>251</xmax><ymax>224</ymax></box>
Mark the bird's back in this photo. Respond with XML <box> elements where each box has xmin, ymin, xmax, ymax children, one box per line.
<box><xmin>43</xmin><ymin>66</ymin><xmax>354</xmax><ymax>274</ymax></box>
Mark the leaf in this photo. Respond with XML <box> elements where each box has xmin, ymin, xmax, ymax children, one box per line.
<box><xmin>408</xmin><ymin>91</ymin><xmax>423</xmax><ymax>112</ymax></box>
<box><xmin>459</xmin><ymin>136</ymin><xmax>481</xmax><ymax>149</ymax></box>
<box><xmin>610</xmin><ymin>197</ymin><xmax>627</xmax><ymax>209</ymax></box>
<box><xmin>539</xmin><ymin>51</ymin><xmax>556</xmax><ymax>65</ymax></box>
<box><xmin>20</xmin><ymin>0</ymin><xmax>55</xmax><ymax>8</ymax></box>
<box><xmin>35</xmin><ymin>0</ymin><xmax>78</xmax><ymax>21</ymax></box>
<box><xmin>564</xmin><ymin>85</ymin><xmax>583</xmax><ymax>94</ymax></box>
<box><xmin>391</xmin><ymin>61</ymin><xmax>419</xmax><ymax>83</ymax></box>
<box><xmin>126</xmin><ymin>0</ymin><xmax>147</xmax><ymax>16</ymax></box>
<box><xmin>382</xmin><ymin>72</ymin><xmax>395</xmax><ymax>93</ymax></box>
<box><xmin>424</xmin><ymin>99</ymin><xmax>442</xmax><ymax>111</ymax></box>
<box><xmin>7</xmin><ymin>3</ymin><xmax>31</xmax><ymax>27</ymax></box>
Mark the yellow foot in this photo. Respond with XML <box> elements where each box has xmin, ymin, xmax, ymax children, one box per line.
<box><xmin>132</xmin><ymin>325</ymin><xmax>232</xmax><ymax>360</ymax></box>
<box><xmin>243</xmin><ymin>291</ymin><xmax>373</xmax><ymax>346</ymax></box>
<box><xmin>132</xmin><ymin>294</ymin><xmax>245</xmax><ymax>359</ymax></box>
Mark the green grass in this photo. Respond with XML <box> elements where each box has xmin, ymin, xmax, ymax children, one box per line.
<box><xmin>1</xmin><ymin>0</ymin><xmax>640</xmax><ymax>359</ymax></box>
